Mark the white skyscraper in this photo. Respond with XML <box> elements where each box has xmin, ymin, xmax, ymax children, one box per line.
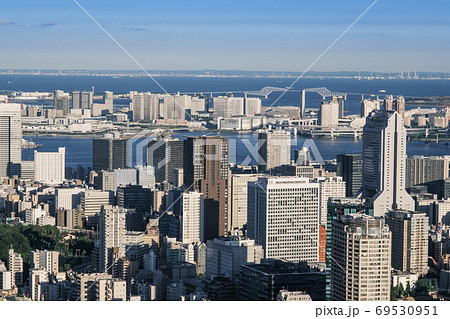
<box><xmin>131</xmin><ymin>92</ymin><xmax>161</xmax><ymax>122</ymax></box>
<box><xmin>319</xmin><ymin>99</ymin><xmax>339</xmax><ymax>127</ymax></box>
<box><xmin>361</xmin><ymin>99</ymin><xmax>381</xmax><ymax>118</ymax></box>
<box><xmin>244</xmin><ymin>97</ymin><xmax>262</xmax><ymax>115</ymax></box>
<box><xmin>331</xmin><ymin>214</ymin><xmax>391</xmax><ymax>301</ymax></box>
<box><xmin>0</xmin><ymin>103</ymin><xmax>22</xmax><ymax>177</ymax></box>
<box><xmin>247</xmin><ymin>177</ymin><xmax>320</xmax><ymax>262</ymax></box>
<box><xmin>190</xmin><ymin>96</ymin><xmax>206</xmax><ymax>115</ymax></box>
<box><xmin>29</xmin><ymin>269</ymin><xmax>49</xmax><ymax>301</ymax></box>
<box><xmin>314</xmin><ymin>177</ymin><xmax>346</xmax><ymax>225</ymax></box>
<box><xmin>230</xmin><ymin>173</ymin><xmax>267</xmax><ymax>230</ymax></box>
<box><xmin>213</xmin><ymin>96</ymin><xmax>244</xmax><ymax>119</ymax></box>
<box><xmin>136</xmin><ymin>165</ymin><xmax>156</xmax><ymax>188</ymax></box>
<box><xmin>362</xmin><ymin>111</ymin><xmax>414</xmax><ymax>216</ymax></box>
<box><xmin>72</xmin><ymin>91</ymin><xmax>93</xmax><ymax>109</ymax></box>
<box><xmin>386</xmin><ymin>211</ymin><xmax>429</xmax><ymax>275</ymax></box>
<box><xmin>34</xmin><ymin>147</ymin><xmax>65</xmax><ymax>184</ymax></box>
<box><xmin>258</xmin><ymin>130</ymin><xmax>291</xmax><ymax>172</ymax></box>
<box><xmin>8</xmin><ymin>248</ymin><xmax>23</xmax><ymax>288</ymax></box>
<box><xmin>162</xmin><ymin>94</ymin><xmax>191</xmax><ymax>121</ymax></box>
<box><xmin>99</xmin><ymin>206</ymin><xmax>127</xmax><ymax>273</ymax></box>
<box><xmin>181</xmin><ymin>192</ymin><xmax>204</xmax><ymax>244</ymax></box>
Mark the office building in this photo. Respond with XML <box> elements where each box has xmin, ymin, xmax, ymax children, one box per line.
<box><xmin>0</xmin><ymin>263</ymin><xmax>12</xmax><ymax>290</ymax></box>
<box><xmin>99</xmin><ymin>206</ymin><xmax>127</xmax><ymax>273</ymax></box>
<box><xmin>92</xmin><ymin>136</ymin><xmax>128</xmax><ymax>172</ymax></box>
<box><xmin>362</xmin><ymin>111</ymin><xmax>414</xmax><ymax>216</ymax></box>
<box><xmin>294</xmin><ymin>147</ymin><xmax>310</xmax><ymax>165</ymax></box>
<box><xmin>239</xmin><ymin>260</ymin><xmax>326</xmax><ymax>301</ymax></box>
<box><xmin>406</xmin><ymin>155</ymin><xmax>450</xmax><ymax>188</ymax></box>
<box><xmin>162</xmin><ymin>94</ymin><xmax>191</xmax><ymax>121</ymax></box>
<box><xmin>190</xmin><ymin>96</ymin><xmax>206</xmax><ymax>115</ymax></box>
<box><xmin>8</xmin><ymin>248</ymin><xmax>23</xmax><ymax>288</ymax></box>
<box><xmin>103</xmin><ymin>91</ymin><xmax>114</xmax><ymax>109</ymax></box>
<box><xmin>385</xmin><ymin>211</ymin><xmax>428</xmax><ymax>275</ymax></box>
<box><xmin>0</xmin><ymin>103</ymin><xmax>21</xmax><ymax>177</ymax></box>
<box><xmin>213</xmin><ymin>96</ymin><xmax>244</xmax><ymax>119</ymax></box>
<box><xmin>272</xmin><ymin>164</ymin><xmax>324</xmax><ymax>179</ymax></box>
<box><xmin>315</xmin><ymin>177</ymin><xmax>346</xmax><ymax>225</ymax></box>
<box><xmin>326</xmin><ymin>197</ymin><xmax>366</xmax><ymax>300</ymax></box>
<box><xmin>248</xmin><ymin>177</ymin><xmax>320</xmax><ymax>262</ymax></box>
<box><xmin>98</xmin><ymin>170</ymin><xmax>118</xmax><ymax>192</ymax></box>
<box><xmin>230</xmin><ymin>173</ymin><xmax>266</xmax><ymax>230</ymax></box>
<box><xmin>143</xmin><ymin>250</ymin><xmax>157</xmax><ymax>272</ymax></box>
<box><xmin>76</xmin><ymin>273</ymin><xmax>106</xmax><ymax>301</ymax></box>
<box><xmin>34</xmin><ymin>147</ymin><xmax>65</xmax><ymax>184</ymax></box>
<box><xmin>384</xmin><ymin>95</ymin><xmax>394</xmax><ymax>111</ymax></box>
<box><xmin>336</xmin><ymin>154</ymin><xmax>363</xmax><ymax>197</ymax></box>
<box><xmin>424</xmin><ymin>178</ymin><xmax>450</xmax><ymax>200</ymax></box>
<box><xmin>54</xmin><ymin>90</ymin><xmax>70</xmax><ymax>115</ymax></box>
<box><xmin>244</xmin><ymin>97</ymin><xmax>262</xmax><ymax>115</ymax></box>
<box><xmin>72</xmin><ymin>90</ymin><xmax>93</xmax><ymax>109</ymax></box>
<box><xmin>97</xmin><ymin>278</ymin><xmax>127</xmax><ymax>301</ymax></box>
<box><xmin>56</xmin><ymin>207</ymin><xmax>84</xmax><ymax>229</ymax></box>
<box><xmin>434</xmin><ymin>200</ymin><xmax>450</xmax><ymax>225</ymax></box>
<box><xmin>205</xmin><ymin>237</ymin><xmax>263</xmax><ymax>280</ymax></box>
<box><xmin>334</xmin><ymin>96</ymin><xmax>345</xmax><ymax>119</ymax></box>
<box><xmin>181</xmin><ymin>192</ymin><xmax>204</xmax><ymax>244</ymax></box>
<box><xmin>20</xmin><ymin>160</ymin><xmax>35</xmax><ymax>180</ymax></box>
<box><xmin>131</xmin><ymin>92</ymin><xmax>161</xmax><ymax>122</ymax></box>
<box><xmin>393</xmin><ymin>96</ymin><xmax>406</xmax><ymax>117</ymax></box>
<box><xmin>115</xmin><ymin>168</ymin><xmax>137</xmax><ymax>186</ymax></box>
<box><xmin>31</xmin><ymin>250</ymin><xmax>59</xmax><ymax>275</ymax></box>
<box><xmin>184</xmin><ymin>136</ymin><xmax>229</xmax><ymax>239</ymax></box>
<box><xmin>384</xmin><ymin>95</ymin><xmax>405</xmax><ymax>116</ymax></box>
<box><xmin>361</xmin><ymin>99</ymin><xmax>380</xmax><ymax>118</ymax></box>
<box><xmin>55</xmin><ymin>188</ymin><xmax>83</xmax><ymax>211</ymax></box>
<box><xmin>257</xmin><ymin>130</ymin><xmax>291</xmax><ymax>172</ymax></box>
<box><xmin>29</xmin><ymin>268</ymin><xmax>49</xmax><ymax>301</ymax></box>
<box><xmin>136</xmin><ymin>165</ymin><xmax>156</xmax><ymax>188</ymax></box>
<box><xmin>76</xmin><ymin>273</ymin><xmax>125</xmax><ymax>301</ymax></box>
<box><xmin>147</xmin><ymin>136</ymin><xmax>184</xmax><ymax>184</ymax></box>
<box><xmin>80</xmin><ymin>190</ymin><xmax>115</xmax><ymax>221</ymax></box>
<box><xmin>331</xmin><ymin>214</ymin><xmax>391</xmax><ymax>301</ymax></box>
<box><xmin>117</xmin><ymin>185</ymin><xmax>152</xmax><ymax>213</ymax></box>
<box><xmin>319</xmin><ymin>99</ymin><xmax>339</xmax><ymax>127</ymax></box>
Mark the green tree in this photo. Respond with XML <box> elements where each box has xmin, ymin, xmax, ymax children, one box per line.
<box><xmin>432</xmin><ymin>278</ymin><xmax>438</xmax><ymax>291</ymax></box>
<box><xmin>399</xmin><ymin>283</ymin><xmax>405</xmax><ymax>297</ymax></box>
<box><xmin>405</xmin><ymin>282</ymin><xmax>411</xmax><ymax>297</ymax></box>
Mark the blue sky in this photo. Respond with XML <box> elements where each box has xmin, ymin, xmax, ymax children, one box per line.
<box><xmin>0</xmin><ymin>0</ymin><xmax>449</xmax><ymax>72</ymax></box>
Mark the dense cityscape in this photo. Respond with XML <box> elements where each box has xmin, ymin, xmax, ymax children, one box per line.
<box><xmin>0</xmin><ymin>84</ymin><xmax>449</xmax><ymax>302</ymax></box>
<box><xmin>2</xmin><ymin>2</ymin><xmax>450</xmax><ymax>316</ymax></box>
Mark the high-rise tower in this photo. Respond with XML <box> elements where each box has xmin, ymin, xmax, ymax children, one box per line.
<box><xmin>0</xmin><ymin>103</ymin><xmax>22</xmax><ymax>177</ymax></box>
<box><xmin>184</xmin><ymin>136</ymin><xmax>229</xmax><ymax>239</ymax></box>
<box><xmin>362</xmin><ymin>111</ymin><xmax>414</xmax><ymax>216</ymax></box>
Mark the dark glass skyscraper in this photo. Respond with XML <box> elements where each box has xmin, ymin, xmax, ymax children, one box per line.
<box><xmin>92</xmin><ymin>137</ymin><xmax>128</xmax><ymax>172</ymax></box>
<box><xmin>147</xmin><ymin>137</ymin><xmax>184</xmax><ymax>184</ymax></box>
<box><xmin>336</xmin><ymin>153</ymin><xmax>362</xmax><ymax>197</ymax></box>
